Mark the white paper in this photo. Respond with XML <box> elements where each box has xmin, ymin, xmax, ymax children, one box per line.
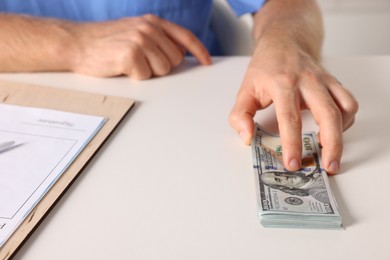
<box><xmin>0</xmin><ymin>103</ymin><xmax>105</xmax><ymax>247</ymax></box>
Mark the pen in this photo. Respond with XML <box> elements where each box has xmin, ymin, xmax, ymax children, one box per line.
<box><xmin>0</xmin><ymin>141</ymin><xmax>16</xmax><ymax>153</ymax></box>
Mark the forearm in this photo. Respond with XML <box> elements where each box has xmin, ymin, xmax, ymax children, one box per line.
<box><xmin>0</xmin><ymin>14</ymin><xmax>77</xmax><ymax>72</ymax></box>
<box><xmin>252</xmin><ymin>0</ymin><xmax>324</xmax><ymax>61</ymax></box>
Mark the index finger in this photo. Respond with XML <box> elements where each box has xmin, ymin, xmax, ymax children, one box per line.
<box><xmin>272</xmin><ymin>87</ymin><xmax>303</xmax><ymax>171</ymax></box>
<box><xmin>144</xmin><ymin>15</ymin><xmax>211</xmax><ymax>65</ymax></box>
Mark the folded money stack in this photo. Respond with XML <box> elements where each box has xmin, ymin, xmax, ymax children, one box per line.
<box><xmin>251</xmin><ymin>125</ymin><xmax>342</xmax><ymax>229</ymax></box>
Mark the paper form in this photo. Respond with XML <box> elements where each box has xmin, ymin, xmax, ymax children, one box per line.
<box><xmin>0</xmin><ymin>103</ymin><xmax>105</xmax><ymax>247</ymax></box>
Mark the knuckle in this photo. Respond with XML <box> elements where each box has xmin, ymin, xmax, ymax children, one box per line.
<box><xmin>131</xmin><ymin>31</ymin><xmax>150</xmax><ymax>47</ymax></box>
<box><xmin>138</xmin><ymin>22</ymin><xmax>158</xmax><ymax>35</ymax></box>
<box><xmin>323</xmin><ymin>105</ymin><xmax>342</xmax><ymax>122</ymax></box>
<box><xmin>171</xmin><ymin>52</ymin><xmax>184</xmax><ymax>66</ymax></box>
<box><xmin>324</xmin><ymin>74</ymin><xmax>337</xmax><ymax>84</ymax></box>
<box><xmin>131</xmin><ymin>31</ymin><xmax>144</xmax><ymax>43</ymax></box>
<box><xmin>155</xmin><ymin>61</ymin><xmax>172</xmax><ymax>76</ymax></box>
<box><xmin>302</xmin><ymin>70</ymin><xmax>321</xmax><ymax>85</ymax></box>
<box><xmin>229</xmin><ymin>111</ymin><xmax>239</xmax><ymax>126</ymax></box>
<box><xmin>142</xmin><ymin>14</ymin><xmax>159</xmax><ymax>22</ymax></box>
<box><xmin>124</xmin><ymin>44</ymin><xmax>143</xmax><ymax>64</ymax></box>
<box><xmin>274</xmin><ymin>73</ymin><xmax>298</xmax><ymax>88</ymax></box>
<box><xmin>333</xmin><ymin>141</ymin><xmax>343</xmax><ymax>150</ymax></box>
<box><xmin>132</xmin><ymin>70</ymin><xmax>152</xmax><ymax>80</ymax></box>
<box><xmin>342</xmin><ymin>96</ymin><xmax>359</xmax><ymax>115</ymax></box>
<box><xmin>228</xmin><ymin>110</ymin><xmax>251</xmax><ymax>131</ymax></box>
<box><xmin>132</xmin><ymin>16</ymin><xmax>147</xmax><ymax>24</ymax></box>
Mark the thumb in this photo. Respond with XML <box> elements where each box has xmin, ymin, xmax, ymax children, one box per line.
<box><xmin>229</xmin><ymin>95</ymin><xmax>258</xmax><ymax>145</ymax></box>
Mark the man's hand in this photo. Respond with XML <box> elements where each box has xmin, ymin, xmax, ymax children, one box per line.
<box><xmin>68</xmin><ymin>14</ymin><xmax>211</xmax><ymax>79</ymax></box>
<box><xmin>0</xmin><ymin>14</ymin><xmax>211</xmax><ymax>79</ymax></box>
<box><xmin>229</xmin><ymin>43</ymin><xmax>358</xmax><ymax>174</ymax></box>
<box><xmin>229</xmin><ymin>0</ymin><xmax>358</xmax><ymax>175</ymax></box>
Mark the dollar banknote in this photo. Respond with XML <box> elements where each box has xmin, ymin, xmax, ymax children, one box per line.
<box><xmin>251</xmin><ymin>124</ymin><xmax>342</xmax><ymax>229</ymax></box>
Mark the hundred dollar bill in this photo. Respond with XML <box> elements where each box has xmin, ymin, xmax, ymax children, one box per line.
<box><xmin>252</xmin><ymin>124</ymin><xmax>342</xmax><ymax>229</ymax></box>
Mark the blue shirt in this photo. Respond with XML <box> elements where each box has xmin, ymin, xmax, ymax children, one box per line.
<box><xmin>0</xmin><ymin>0</ymin><xmax>266</xmax><ymax>55</ymax></box>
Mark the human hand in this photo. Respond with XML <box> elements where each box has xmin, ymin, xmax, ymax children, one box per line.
<box><xmin>229</xmin><ymin>44</ymin><xmax>358</xmax><ymax>174</ymax></box>
<box><xmin>67</xmin><ymin>14</ymin><xmax>211</xmax><ymax>79</ymax></box>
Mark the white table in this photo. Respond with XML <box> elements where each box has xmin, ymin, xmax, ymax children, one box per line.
<box><xmin>1</xmin><ymin>57</ymin><xmax>389</xmax><ymax>260</ymax></box>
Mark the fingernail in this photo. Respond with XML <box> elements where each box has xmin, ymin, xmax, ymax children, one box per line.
<box><xmin>289</xmin><ymin>159</ymin><xmax>300</xmax><ymax>170</ymax></box>
<box><xmin>328</xmin><ymin>161</ymin><xmax>339</xmax><ymax>174</ymax></box>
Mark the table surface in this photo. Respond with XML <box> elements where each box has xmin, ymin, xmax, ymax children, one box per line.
<box><xmin>0</xmin><ymin>56</ymin><xmax>389</xmax><ymax>260</ymax></box>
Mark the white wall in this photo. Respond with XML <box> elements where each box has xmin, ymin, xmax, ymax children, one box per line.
<box><xmin>318</xmin><ymin>0</ymin><xmax>390</xmax><ymax>55</ymax></box>
<box><xmin>213</xmin><ymin>0</ymin><xmax>390</xmax><ymax>56</ymax></box>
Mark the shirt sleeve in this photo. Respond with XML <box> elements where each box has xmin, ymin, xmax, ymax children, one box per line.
<box><xmin>226</xmin><ymin>0</ymin><xmax>267</xmax><ymax>16</ymax></box>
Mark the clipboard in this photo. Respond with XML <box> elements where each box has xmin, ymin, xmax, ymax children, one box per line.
<box><xmin>0</xmin><ymin>79</ymin><xmax>134</xmax><ymax>259</ymax></box>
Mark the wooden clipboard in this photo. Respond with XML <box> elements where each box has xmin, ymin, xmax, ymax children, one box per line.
<box><xmin>0</xmin><ymin>79</ymin><xmax>134</xmax><ymax>259</ymax></box>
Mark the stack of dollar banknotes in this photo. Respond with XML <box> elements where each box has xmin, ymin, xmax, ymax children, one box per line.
<box><xmin>251</xmin><ymin>124</ymin><xmax>342</xmax><ymax>229</ymax></box>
